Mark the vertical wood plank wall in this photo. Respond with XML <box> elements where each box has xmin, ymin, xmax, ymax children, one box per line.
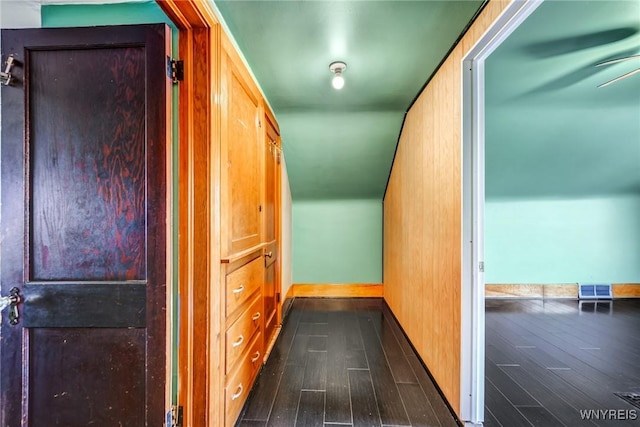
<box><xmin>383</xmin><ymin>0</ymin><xmax>511</xmax><ymax>418</ymax></box>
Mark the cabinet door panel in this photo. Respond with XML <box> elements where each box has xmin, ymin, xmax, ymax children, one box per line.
<box><xmin>228</xmin><ymin>70</ymin><xmax>261</xmax><ymax>254</ymax></box>
<box><xmin>264</xmin><ymin>136</ymin><xmax>276</xmax><ymax>243</ymax></box>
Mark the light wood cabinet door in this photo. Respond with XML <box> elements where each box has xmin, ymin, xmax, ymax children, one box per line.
<box><xmin>222</xmin><ymin>52</ymin><xmax>262</xmax><ymax>255</ymax></box>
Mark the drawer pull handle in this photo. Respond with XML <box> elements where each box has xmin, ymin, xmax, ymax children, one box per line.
<box><xmin>252</xmin><ymin>312</ymin><xmax>261</xmax><ymax>321</ymax></box>
<box><xmin>232</xmin><ymin>284</ymin><xmax>245</xmax><ymax>294</ymax></box>
<box><xmin>232</xmin><ymin>335</ymin><xmax>244</xmax><ymax>348</ymax></box>
<box><xmin>231</xmin><ymin>384</ymin><xmax>243</xmax><ymax>401</ymax></box>
<box><xmin>251</xmin><ymin>351</ymin><xmax>261</xmax><ymax>363</ymax></box>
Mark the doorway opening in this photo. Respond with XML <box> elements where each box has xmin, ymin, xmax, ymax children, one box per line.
<box><xmin>460</xmin><ymin>1</ymin><xmax>543</xmax><ymax>425</ymax></box>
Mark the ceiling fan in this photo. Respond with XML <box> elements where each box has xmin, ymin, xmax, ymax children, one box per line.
<box><xmin>595</xmin><ymin>53</ymin><xmax>640</xmax><ymax>88</ymax></box>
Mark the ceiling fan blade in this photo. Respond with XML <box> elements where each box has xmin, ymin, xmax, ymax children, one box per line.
<box><xmin>596</xmin><ymin>54</ymin><xmax>640</xmax><ymax>67</ymax></box>
<box><xmin>598</xmin><ymin>67</ymin><xmax>640</xmax><ymax>88</ymax></box>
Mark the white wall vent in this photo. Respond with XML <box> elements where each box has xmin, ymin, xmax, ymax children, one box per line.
<box><xmin>578</xmin><ymin>283</ymin><xmax>612</xmax><ymax>299</ymax></box>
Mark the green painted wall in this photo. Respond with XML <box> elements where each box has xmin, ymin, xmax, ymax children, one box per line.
<box><xmin>485</xmin><ymin>195</ymin><xmax>640</xmax><ymax>284</ymax></box>
<box><xmin>42</xmin><ymin>1</ymin><xmax>179</xmax><ymax>403</ymax></box>
<box><xmin>42</xmin><ymin>1</ymin><xmax>174</xmax><ymax>32</ymax></box>
<box><xmin>293</xmin><ymin>199</ymin><xmax>382</xmax><ymax>284</ymax></box>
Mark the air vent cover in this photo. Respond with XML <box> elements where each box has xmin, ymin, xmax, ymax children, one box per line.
<box><xmin>614</xmin><ymin>392</ymin><xmax>640</xmax><ymax>409</ymax></box>
<box><xmin>578</xmin><ymin>283</ymin><xmax>612</xmax><ymax>299</ymax></box>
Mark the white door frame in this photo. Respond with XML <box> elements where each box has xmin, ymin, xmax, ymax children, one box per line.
<box><xmin>460</xmin><ymin>1</ymin><xmax>543</xmax><ymax>425</ymax></box>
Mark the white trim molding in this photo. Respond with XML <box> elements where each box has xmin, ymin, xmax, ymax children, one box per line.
<box><xmin>460</xmin><ymin>0</ymin><xmax>543</xmax><ymax>425</ymax></box>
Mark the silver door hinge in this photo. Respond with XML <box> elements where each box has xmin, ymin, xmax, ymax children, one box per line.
<box><xmin>166</xmin><ymin>405</ymin><xmax>183</xmax><ymax>427</ymax></box>
<box><xmin>167</xmin><ymin>57</ymin><xmax>184</xmax><ymax>84</ymax></box>
<box><xmin>1</xmin><ymin>54</ymin><xmax>16</xmax><ymax>86</ymax></box>
<box><xmin>479</xmin><ymin>262</ymin><xmax>485</xmax><ymax>273</ymax></box>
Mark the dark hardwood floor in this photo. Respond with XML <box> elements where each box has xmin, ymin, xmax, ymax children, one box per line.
<box><xmin>485</xmin><ymin>298</ymin><xmax>640</xmax><ymax>427</ymax></box>
<box><xmin>239</xmin><ymin>297</ymin><xmax>640</xmax><ymax>427</ymax></box>
<box><xmin>238</xmin><ymin>298</ymin><xmax>459</xmax><ymax>427</ymax></box>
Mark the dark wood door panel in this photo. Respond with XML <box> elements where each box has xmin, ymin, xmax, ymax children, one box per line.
<box><xmin>1</xmin><ymin>24</ymin><xmax>169</xmax><ymax>427</ymax></box>
<box><xmin>29</xmin><ymin>328</ymin><xmax>146</xmax><ymax>427</ymax></box>
<box><xmin>22</xmin><ymin>283</ymin><xmax>146</xmax><ymax>328</ymax></box>
<box><xmin>29</xmin><ymin>46</ymin><xmax>147</xmax><ymax>282</ymax></box>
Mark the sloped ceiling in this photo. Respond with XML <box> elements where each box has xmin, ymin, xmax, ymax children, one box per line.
<box><xmin>215</xmin><ymin>0</ymin><xmax>484</xmax><ymax>200</ymax></box>
<box><xmin>486</xmin><ymin>0</ymin><xmax>640</xmax><ymax>199</ymax></box>
<box><xmin>217</xmin><ymin>0</ymin><xmax>639</xmax><ymax>201</ymax></box>
<box><xmin>28</xmin><ymin>0</ymin><xmax>640</xmax><ymax>201</ymax></box>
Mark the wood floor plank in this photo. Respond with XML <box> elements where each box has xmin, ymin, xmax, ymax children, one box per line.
<box><xmin>345</xmin><ymin>312</ymin><xmax>365</xmax><ymax>351</ymax></box>
<box><xmin>300</xmin><ymin>306</ymin><xmax>329</xmax><ymax>323</ymax></box>
<box><xmin>487</xmin><ymin>335</ymin><xmax>604</xmax><ymax>414</ymax></box>
<box><xmin>241</xmin><ymin>366</ymin><xmax>281</xmax><ymax>421</ymax></box>
<box><xmin>349</xmin><ymin>369</ymin><xmax>382</xmax><ymax>427</ymax></box>
<box><xmin>308</xmin><ymin>335</ymin><xmax>328</xmax><ymax>352</ymax></box>
<box><xmin>242</xmin><ymin>302</ymin><xmax>301</xmax><ymax>421</ymax></box>
<box><xmin>310</xmin><ymin>322</ymin><xmax>330</xmax><ymax>336</ymax></box>
<box><xmin>553</xmin><ymin>332</ymin><xmax>640</xmax><ymax>381</ymax></box>
<box><xmin>237</xmin><ymin>420</ymin><xmax>267</xmax><ymax>427</ymax></box>
<box><xmin>486</xmin><ymin>342</ymin><xmax>521</xmax><ymax>366</ymax></box>
<box><xmin>266</xmin><ymin>364</ymin><xmax>305</xmax><ymax>427</ymax></box>
<box><xmin>484</xmin><ymin>361</ymin><xmax>539</xmax><ymax>406</ymax></box>
<box><xmin>486</xmin><ymin>299</ymin><xmax>640</xmax><ymax>427</ymax></box>
<box><xmin>397</xmin><ymin>382</ymin><xmax>441</xmax><ymax>427</ymax></box>
<box><xmin>522</xmin><ymin>313</ymin><xmax>640</xmax><ymax>384</ymax></box>
<box><xmin>358</xmin><ymin>313</ymin><xmax>410</xmax><ymax>426</ymax></box>
<box><xmin>484</xmin><ymin>406</ymin><xmax>502</xmax><ymax>427</ymax></box>
<box><xmin>302</xmin><ymin>350</ymin><xmax>327</xmax><ymax>391</ymax></box>
<box><xmin>497</xmin><ymin>312</ymin><xmax>636</xmax><ymax>407</ymax></box>
<box><xmin>345</xmin><ymin>349</ymin><xmax>368</xmax><ymax>369</ymax></box>
<box><xmin>287</xmin><ymin>333</ymin><xmax>311</xmax><ymax>367</ymax></box>
<box><xmin>296</xmin><ymin>391</ymin><xmax>325</xmax><ymax>427</ymax></box>
<box><xmin>325</xmin><ymin>311</ymin><xmax>352</xmax><ymax>425</ymax></box>
<box><xmin>379</xmin><ymin>317</ymin><xmax>417</xmax><ymax>384</ymax></box>
<box><xmin>382</xmin><ymin>305</ymin><xmax>415</xmax><ymax>356</ymax></box>
<box><xmin>242</xmin><ymin>298</ymin><xmax>466</xmax><ymax>427</ymax></box>
<box><xmin>492</xmin><ymin>364</ymin><xmax>597</xmax><ymax>427</ymax></box>
<box><xmin>516</xmin><ymin>406</ymin><xmax>565</xmax><ymax>427</ymax></box>
<box><xmin>551</xmin><ymin>369</ymin><xmax>638</xmax><ymax>412</ymax></box>
<box><xmin>404</xmin><ymin>348</ymin><xmax>459</xmax><ymax>427</ymax></box>
<box><xmin>485</xmin><ymin>378</ymin><xmax>534</xmax><ymax>427</ymax></box>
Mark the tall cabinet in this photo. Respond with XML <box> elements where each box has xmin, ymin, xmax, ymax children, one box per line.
<box><xmin>156</xmin><ymin>1</ymin><xmax>284</xmax><ymax>426</ymax></box>
<box><xmin>220</xmin><ymin>35</ymin><xmax>282</xmax><ymax>427</ymax></box>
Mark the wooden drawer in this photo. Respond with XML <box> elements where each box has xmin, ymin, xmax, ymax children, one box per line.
<box><xmin>226</xmin><ymin>256</ymin><xmax>262</xmax><ymax>318</ymax></box>
<box><xmin>225</xmin><ymin>332</ymin><xmax>263</xmax><ymax>427</ymax></box>
<box><xmin>226</xmin><ymin>295</ymin><xmax>262</xmax><ymax>374</ymax></box>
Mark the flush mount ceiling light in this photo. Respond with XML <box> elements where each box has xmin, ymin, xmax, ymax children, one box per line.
<box><xmin>329</xmin><ymin>61</ymin><xmax>347</xmax><ymax>90</ymax></box>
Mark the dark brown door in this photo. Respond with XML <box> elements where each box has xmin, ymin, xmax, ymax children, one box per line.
<box><xmin>0</xmin><ymin>25</ymin><xmax>170</xmax><ymax>426</ymax></box>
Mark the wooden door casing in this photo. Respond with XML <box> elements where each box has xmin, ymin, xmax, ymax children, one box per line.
<box><xmin>263</xmin><ymin>113</ymin><xmax>280</xmax><ymax>346</ymax></box>
<box><xmin>0</xmin><ymin>25</ymin><xmax>170</xmax><ymax>426</ymax></box>
<box><xmin>155</xmin><ymin>1</ymin><xmax>227</xmax><ymax>424</ymax></box>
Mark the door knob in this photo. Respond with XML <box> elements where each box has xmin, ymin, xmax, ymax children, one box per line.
<box><xmin>0</xmin><ymin>287</ymin><xmax>21</xmax><ymax>325</ymax></box>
